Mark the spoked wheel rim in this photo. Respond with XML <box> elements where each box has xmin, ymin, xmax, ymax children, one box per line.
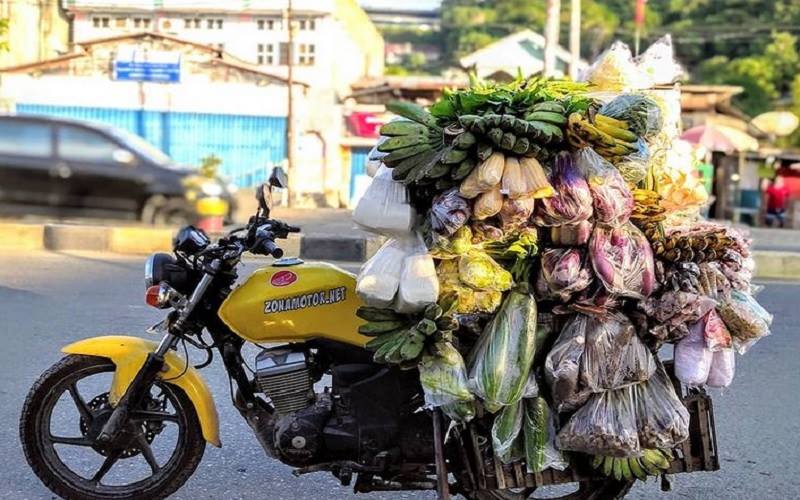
<box><xmin>36</xmin><ymin>361</ymin><xmax>192</xmax><ymax>496</ymax></box>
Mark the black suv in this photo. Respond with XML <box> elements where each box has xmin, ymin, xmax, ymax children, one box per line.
<box><xmin>0</xmin><ymin>115</ymin><xmax>236</xmax><ymax>224</ymax></box>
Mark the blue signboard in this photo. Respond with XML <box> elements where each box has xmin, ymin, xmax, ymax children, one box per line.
<box><xmin>113</xmin><ymin>60</ymin><xmax>180</xmax><ymax>83</ymax></box>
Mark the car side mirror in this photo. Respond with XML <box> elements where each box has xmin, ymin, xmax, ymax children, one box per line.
<box><xmin>269</xmin><ymin>166</ymin><xmax>287</xmax><ymax>189</ymax></box>
<box><xmin>112</xmin><ymin>149</ymin><xmax>136</xmax><ymax>166</ymax></box>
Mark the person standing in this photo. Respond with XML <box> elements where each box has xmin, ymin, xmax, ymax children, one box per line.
<box><xmin>765</xmin><ymin>176</ymin><xmax>790</xmax><ymax>227</ymax></box>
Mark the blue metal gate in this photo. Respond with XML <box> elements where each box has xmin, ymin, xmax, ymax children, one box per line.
<box><xmin>16</xmin><ymin>104</ymin><xmax>287</xmax><ymax>187</ymax></box>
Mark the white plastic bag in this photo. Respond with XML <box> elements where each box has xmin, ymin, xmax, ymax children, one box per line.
<box><xmin>353</xmin><ymin>165</ymin><xmax>416</xmax><ymax>236</ymax></box>
<box><xmin>355</xmin><ymin>238</ymin><xmax>406</xmax><ymax>307</ymax></box>
<box><xmin>394</xmin><ymin>232</ymin><xmax>439</xmax><ymax>313</ymax></box>
<box><xmin>706</xmin><ymin>348</ymin><xmax>735</xmax><ymax>388</ymax></box>
<box><xmin>635</xmin><ymin>35</ymin><xmax>684</xmax><ymax>86</ymax></box>
<box><xmin>674</xmin><ymin>319</ymin><xmax>712</xmax><ymax>387</ymax></box>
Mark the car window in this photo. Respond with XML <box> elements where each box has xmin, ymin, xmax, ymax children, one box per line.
<box><xmin>58</xmin><ymin>126</ymin><xmax>119</xmax><ymax>163</ymax></box>
<box><xmin>0</xmin><ymin>120</ymin><xmax>53</xmax><ymax>157</ymax></box>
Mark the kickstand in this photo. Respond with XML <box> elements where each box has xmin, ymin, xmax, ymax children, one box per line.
<box><xmin>432</xmin><ymin>409</ymin><xmax>451</xmax><ymax>500</ymax></box>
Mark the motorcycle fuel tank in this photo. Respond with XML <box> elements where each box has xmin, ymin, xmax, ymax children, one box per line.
<box><xmin>219</xmin><ymin>261</ymin><xmax>368</xmax><ymax>347</ymax></box>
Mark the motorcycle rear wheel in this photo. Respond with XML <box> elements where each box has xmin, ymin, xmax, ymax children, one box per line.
<box><xmin>20</xmin><ymin>354</ymin><xmax>205</xmax><ymax>500</ymax></box>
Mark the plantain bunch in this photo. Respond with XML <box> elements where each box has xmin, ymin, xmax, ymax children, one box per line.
<box><xmin>566</xmin><ymin>111</ymin><xmax>641</xmax><ymax>165</ymax></box>
<box><xmin>590</xmin><ymin>448</ymin><xmax>672</xmax><ymax>481</ymax></box>
<box><xmin>651</xmin><ymin>229</ymin><xmax>737</xmax><ymax>264</ymax></box>
<box><xmin>631</xmin><ymin>189</ymin><xmax>667</xmax><ymax>242</ymax></box>
<box><xmin>358</xmin><ymin>304</ymin><xmax>460</xmax><ymax>368</ymax></box>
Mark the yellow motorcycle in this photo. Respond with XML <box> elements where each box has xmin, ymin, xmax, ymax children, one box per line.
<box><xmin>20</xmin><ymin>169</ymin><xmax>656</xmax><ymax>500</ymax></box>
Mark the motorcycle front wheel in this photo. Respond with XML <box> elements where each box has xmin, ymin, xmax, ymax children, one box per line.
<box><xmin>20</xmin><ymin>354</ymin><xmax>205</xmax><ymax>500</ymax></box>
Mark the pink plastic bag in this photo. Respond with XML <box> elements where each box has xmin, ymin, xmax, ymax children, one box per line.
<box><xmin>589</xmin><ymin>223</ymin><xmax>655</xmax><ymax>299</ymax></box>
<box><xmin>674</xmin><ymin>319</ymin><xmax>712</xmax><ymax>386</ymax></box>
<box><xmin>706</xmin><ymin>348</ymin><xmax>735</xmax><ymax>388</ymax></box>
<box><xmin>575</xmin><ymin>148</ymin><xmax>633</xmax><ymax>227</ymax></box>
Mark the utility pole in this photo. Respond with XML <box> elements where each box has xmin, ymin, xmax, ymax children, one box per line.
<box><xmin>569</xmin><ymin>0</ymin><xmax>581</xmax><ymax>80</ymax></box>
<box><xmin>285</xmin><ymin>0</ymin><xmax>296</xmax><ymax>205</ymax></box>
<box><xmin>543</xmin><ymin>0</ymin><xmax>561</xmax><ymax>77</ymax></box>
<box><xmin>634</xmin><ymin>0</ymin><xmax>646</xmax><ymax>56</ymax></box>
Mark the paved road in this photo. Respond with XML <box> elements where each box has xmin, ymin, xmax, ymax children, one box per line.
<box><xmin>0</xmin><ymin>251</ymin><xmax>797</xmax><ymax>499</ymax></box>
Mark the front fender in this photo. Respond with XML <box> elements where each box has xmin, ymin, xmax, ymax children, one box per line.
<box><xmin>62</xmin><ymin>335</ymin><xmax>221</xmax><ymax>447</ymax></box>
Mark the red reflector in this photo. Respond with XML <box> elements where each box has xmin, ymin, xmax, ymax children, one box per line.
<box><xmin>145</xmin><ymin>285</ymin><xmax>162</xmax><ymax>308</ymax></box>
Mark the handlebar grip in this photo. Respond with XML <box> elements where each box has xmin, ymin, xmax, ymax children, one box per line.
<box><xmin>286</xmin><ymin>225</ymin><xmax>301</xmax><ymax>233</ymax></box>
<box><xmin>260</xmin><ymin>239</ymin><xmax>284</xmax><ymax>258</ymax></box>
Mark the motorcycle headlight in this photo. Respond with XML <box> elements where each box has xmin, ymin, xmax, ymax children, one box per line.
<box><xmin>144</xmin><ymin>253</ymin><xmax>191</xmax><ymax>293</ymax></box>
<box><xmin>200</xmin><ymin>181</ymin><xmax>224</xmax><ymax>197</ymax></box>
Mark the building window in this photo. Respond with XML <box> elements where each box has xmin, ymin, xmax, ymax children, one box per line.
<box><xmin>298</xmin><ymin>43</ymin><xmax>315</xmax><ymax>65</ymax></box>
<box><xmin>132</xmin><ymin>17</ymin><xmax>151</xmax><ymax>29</ymax></box>
<box><xmin>257</xmin><ymin>18</ymin><xmax>279</xmax><ymax>30</ymax></box>
<box><xmin>206</xmin><ymin>18</ymin><xmax>223</xmax><ymax>29</ymax></box>
<box><xmin>185</xmin><ymin>18</ymin><xmax>201</xmax><ymax>29</ymax></box>
<box><xmin>298</xmin><ymin>18</ymin><xmax>315</xmax><ymax>31</ymax></box>
<box><xmin>92</xmin><ymin>16</ymin><xmax>110</xmax><ymax>28</ymax></box>
<box><xmin>257</xmin><ymin>43</ymin><xmax>275</xmax><ymax>65</ymax></box>
<box><xmin>114</xmin><ymin>17</ymin><xmax>127</xmax><ymax>28</ymax></box>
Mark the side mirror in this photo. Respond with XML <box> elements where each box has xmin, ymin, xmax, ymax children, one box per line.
<box><xmin>269</xmin><ymin>166</ymin><xmax>288</xmax><ymax>189</ymax></box>
<box><xmin>112</xmin><ymin>149</ymin><xmax>136</xmax><ymax>165</ymax></box>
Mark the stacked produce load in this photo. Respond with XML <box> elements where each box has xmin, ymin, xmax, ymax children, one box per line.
<box><xmin>351</xmin><ymin>37</ymin><xmax>772</xmax><ymax>482</ymax></box>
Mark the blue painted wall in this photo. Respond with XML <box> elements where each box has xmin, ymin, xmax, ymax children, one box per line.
<box><xmin>16</xmin><ymin>104</ymin><xmax>287</xmax><ymax>187</ymax></box>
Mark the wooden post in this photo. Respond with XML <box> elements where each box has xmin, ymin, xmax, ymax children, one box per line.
<box><xmin>569</xmin><ymin>0</ymin><xmax>581</xmax><ymax>79</ymax></box>
<box><xmin>543</xmin><ymin>0</ymin><xmax>561</xmax><ymax>77</ymax></box>
<box><xmin>432</xmin><ymin>409</ymin><xmax>451</xmax><ymax>500</ymax></box>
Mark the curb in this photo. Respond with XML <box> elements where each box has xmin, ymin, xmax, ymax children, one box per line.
<box><xmin>3</xmin><ymin>222</ymin><xmax>800</xmax><ymax>279</ymax></box>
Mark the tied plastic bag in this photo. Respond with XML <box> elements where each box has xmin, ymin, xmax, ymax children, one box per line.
<box><xmin>633</xmin><ymin>363</ymin><xmax>690</xmax><ymax>450</ymax></box>
<box><xmin>544</xmin><ymin>315</ymin><xmax>591</xmax><ymax>413</ymax></box>
<box><xmin>493</xmin><ymin>399</ymin><xmax>524</xmax><ymax>461</ymax></box>
<box><xmin>556</xmin><ymin>386</ymin><xmax>640</xmax><ymax>458</ymax></box>
<box><xmin>580</xmin><ymin>313</ymin><xmax>656</xmax><ymax>392</ymax></box>
<box><xmin>430</xmin><ymin>189</ymin><xmax>471</xmax><ymax>236</ymax></box>
<box><xmin>599</xmin><ymin>94</ymin><xmax>664</xmax><ymax>140</ymax></box>
<box><xmin>706</xmin><ymin>348</ymin><xmax>735</xmax><ymax>388</ymax></box>
<box><xmin>589</xmin><ymin>223</ymin><xmax>656</xmax><ymax>299</ymax></box>
<box><xmin>704</xmin><ymin>310</ymin><xmax>732</xmax><ymax>351</ymax></box>
<box><xmin>523</xmin><ymin>398</ymin><xmax>568</xmax><ymax>473</ymax></box>
<box><xmin>717</xmin><ymin>290</ymin><xmax>772</xmax><ymax>354</ymax></box>
<box><xmin>418</xmin><ymin>342</ymin><xmax>475</xmax><ymax>421</ymax></box>
<box><xmin>536</xmin><ymin>248</ymin><xmax>592</xmax><ymax>301</ymax></box>
<box><xmin>356</xmin><ymin>238</ymin><xmax>406</xmax><ymax>307</ymax></box>
<box><xmin>575</xmin><ymin>148</ymin><xmax>633</xmax><ymax>227</ymax></box>
<box><xmin>674</xmin><ymin>318</ymin><xmax>712</xmax><ymax>387</ymax></box>
<box><xmin>468</xmin><ymin>287</ymin><xmax>538</xmax><ymax>413</ymax></box>
<box><xmin>459</xmin><ymin>250</ymin><xmax>513</xmax><ymax>292</ymax></box>
<box><xmin>582</xmin><ymin>41</ymin><xmax>653</xmax><ymax>91</ymax></box>
<box><xmin>394</xmin><ymin>232</ymin><xmax>439</xmax><ymax>313</ymax></box>
<box><xmin>635</xmin><ymin>35</ymin><xmax>684</xmax><ymax>86</ymax></box>
<box><xmin>535</xmin><ymin>153</ymin><xmax>593</xmax><ymax>227</ymax></box>
<box><xmin>353</xmin><ymin>165</ymin><xmax>416</xmax><ymax>235</ymax></box>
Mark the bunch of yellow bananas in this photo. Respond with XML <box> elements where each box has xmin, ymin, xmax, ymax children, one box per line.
<box><xmin>566</xmin><ymin>113</ymin><xmax>640</xmax><ymax>165</ymax></box>
<box><xmin>630</xmin><ymin>189</ymin><xmax>666</xmax><ymax>242</ymax></box>
<box><xmin>591</xmin><ymin>448</ymin><xmax>672</xmax><ymax>481</ymax></box>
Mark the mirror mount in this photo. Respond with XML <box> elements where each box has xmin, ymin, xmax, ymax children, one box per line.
<box><xmin>254</xmin><ymin>167</ymin><xmax>288</xmax><ymax>219</ymax></box>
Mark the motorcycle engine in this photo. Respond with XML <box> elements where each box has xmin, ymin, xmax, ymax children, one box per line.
<box><xmin>255</xmin><ymin>347</ymin><xmax>330</xmax><ymax>466</ymax></box>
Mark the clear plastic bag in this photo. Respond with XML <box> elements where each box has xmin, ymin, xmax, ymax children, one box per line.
<box><xmin>704</xmin><ymin>309</ymin><xmax>732</xmax><ymax>352</ymax></box>
<box><xmin>556</xmin><ymin>386</ymin><xmax>640</xmax><ymax>458</ymax></box>
<box><xmin>418</xmin><ymin>342</ymin><xmax>474</xmax><ymax>420</ymax></box>
<box><xmin>550</xmin><ymin>220</ymin><xmax>593</xmax><ymax>246</ymax></box>
<box><xmin>642</xmin><ymin>290</ymin><xmax>717</xmax><ymax>343</ymax></box>
<box><xmin>523</xmin><ymin>397</ymin><xmax>568</xmax><ymax>472</ymax></box>
<box><xmin>674</xmin><ymin>319</ymin><xmax>712</xmax><ymax>386</ymax></box>
<box><xmin>536</xmin><ymin>248</ymin><xmax>592</xmax><ymax>301</ymax></box>
<box><xmin>353</xmin><ymin>165</ymin><xmax>416</xmax><ymax>236</ymax></box>
<box><xmin>580</xmin><ymin>313</ymin><xmax>656</xmax><ymax>392</ymax></box>
<box><xmin>394</xmin><ymin>232</ymin><xmax>439</xmax><ymax>313</ymax></box>
<box><xmin>589</xmin><ymin>223</ymin><xmax>655</xmax><ymax>299</ymax></box>
<box><xmin>635</xmin><ymin>35</ymin><xmax>684</xmax><ymax>86</ymax></box>
<box><xmin>575</xmin><ymin>148</ymin><xmax>633</xmax><ymax>227</ymax></box>
<box><xmin>430</xmin><ymin>188</ymin><xmax>471</xmax><ymax>236</ymax></box>
<box><xmin>355</xmin><ymin>237</ymin><xmax>406</xmax><ymax>307</ymax></box>
<box><xmin>599</xmin><ymin>94</ymin><xmax>663</xmax><ymax>139</ymax></box>
<box><xmin>582</xmin><ymin>40</ymin><xmax>653</xmax><ymax>91</ymax></box>
<box><xmin>493</xmin><ymin>399</ymin><xmax>524</xmax><ymax>461</ymax></box>
<box><xmin>633</xmin><ymin>363</ymin><xmax>690</xmax><ymax>450</ymax></box>
<box><xmin>535</xmin><ymin>153</ymin><xmax>593</xmax><ymax>227</ymax></box>
<box><xmin>544</xmin><ymin>315</ymin><xmax>591</xmax><ymax>413</ymax></box>
<box><xmin>706</xmin><ymin>348</ymin><xmax>735</xmax><ymax>388</ymax></box>
<box><xmin>468</xmin><ymin>288</ymin><xmax>538</xmax><ymax>413</ymax></box>
<box><xmin>717</xmin><ymin>290</ymin><xmax>772</xmax><ymax>354</ymax></box>
<box><xmin>473</xmin><ymin>186</ymin><xmax>504</xmax><ymax>220</ymax></box>
<box><xmin>499</xmin><ymin>196</ymin><xmax>535</xmax><ymax>229</ymax></box>
<box><xmin>458</xmin><ymin>250</ymin><xmax>513</xmax><ymax>292</ymax></box>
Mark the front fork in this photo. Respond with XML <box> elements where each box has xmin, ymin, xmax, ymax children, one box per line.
<box><xmin>97</xmin><ymin>266</ymin><xmax>218</xmax><ymax>445</ymax></box>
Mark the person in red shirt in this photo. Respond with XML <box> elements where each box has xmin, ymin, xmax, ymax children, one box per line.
<box><xmin>765</xmin><ymin>176</ymin><xmax>790</xmax><ymax>227</ymax></box>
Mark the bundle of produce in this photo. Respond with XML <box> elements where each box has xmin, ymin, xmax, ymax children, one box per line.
<box><xmin>655</xmin><ymin>140</ymin><xmax>709</xmax><ymax>216</ymax></box>
<box><xmin>566</xmin><ymin>111</ymin><xmax>644</xmax><ymax>167</ymax></box>
<box><xmin>717</xmin><ymin>290</ymin><xmax>773</xmax><ymax>354</ymax></box>
<box><xmin>436</xmin><ymin>254</ymin><xmax>507</xmax><ymax>315</ymax></box>
<box><xmin>630</xmin><ymin>188</ymin><xmax>666</xmax><ymax>242</ymax></box>
<box><xmin>429</xmin><ymin>188</ymin><xmax>471</xmax><ymax>236</ymax></box>
<box><xmin>480</xmin><ymin>226</ymin><xmax>539</xmax><ymax>282</ymax></box>
<box><xmin>674</xmin><ymin>315</ymin><xmax>735</xmax><ymax>388</ymax></box>
<box><xmin>418</xmin><ymin>341</ymin><xmax>475</xmax><ymax>421</ymax></box>
<box><xmin>652</xmin><ymin>224</ymin><xmax>744</xmax><ymax>264</ymax></box>
<box><xmin>522</xmin><ymin>397</ymin><xmax>568</xmax><ymax>472</ymax></box>
<box><xmin>641</xmin><ymin>290</ymin><xmax>716</xmax><ymax>343</ymax></box>
<box><xmin>550</xmin><ymin>220</ymin><xmax>593</xmax><ymax>246</ymax></box>
<box><xmin>544</xmin><ymin>315</ymin><xmax>592</xmax><ymax>413</ymax></box>
<box><xmin>353</xmin><ymin>165</ymin><xmax>416</xmax><ymax>235</ymax></box>
<box><xmin>468</xmin><ymin>286</ymin><xmax>538</xmax><ymax>413</ymax></box>
<box><xmin>632</xmin><ymin>363</ymin><xmax>690</xmax><ymax>449</ymax></box>
<box><xmin>359</xmin><ymin>303</ymin><xmax>458</xmax><ymax>367</ymax></box>
<box><xmin>589</xmin><ymin>448</ymin><xmax>672</xmax><ymax>482</ymax></box>
<box><xmin>535</xmin><ymin>248</ymin><xmax>592</xmax><ymax>301</ymax></box>
<box><xmin>575</xmin><ymin>148</ymin><xmax>634</xmax><ymax>227</ymax></box>
<box><xmin>598</xmin><ymin>94</ymin><xmax>663</xmax><ymax>140</ymax></box>
<box><xmin>589</xmin><ymin>223</ymin><xmax>656</xmax><ymax>299</ymax></box>
<box><xmin>535</xmin><ymin>153</ymin><xmax>594</xmax><ymax>226</ymax></box>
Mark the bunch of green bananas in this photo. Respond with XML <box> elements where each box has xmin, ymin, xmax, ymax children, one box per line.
<box><xmin>566</xmin><ymin>112</ymin><xmax>640</xmax><ymax>164</ymax></box>
<box><xmin>590</xmin><ymin>448</ymin><xmax>672</xmax><ymax>481</ymax></box>
<box><xmin>379</xmin><ymin>102</ymin><xmax>475</xmax><ymax>191</ymax></box>
<box><xmin>358</xmin><ymin>304</ymin><xmax>460</xmax><ymax>366</ymax></box>
<box><xmin>457</xmin><ymin>101</ymin><xmax>568</xmax><ymax>160</ymax></box>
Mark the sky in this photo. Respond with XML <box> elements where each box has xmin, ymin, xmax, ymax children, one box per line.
<box><xmin>359</xmin><ymin>0</ymin><xmax>442</xmax><ymax>10</ymax></box>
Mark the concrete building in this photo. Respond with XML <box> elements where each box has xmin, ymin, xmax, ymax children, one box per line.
<box><xmin>0</xmin><ymin>0</ymin><xmax>70</xmax><ymax>68</ymax></box>
<box><xmin>64</xmin><ymin>0</ymin><xmax>383</xmax><ymax>96</ymax></box>
<box><xmin>460</xmin><ymin>30</ymin><xmax>586</xmax><ymax>80</ymax></box>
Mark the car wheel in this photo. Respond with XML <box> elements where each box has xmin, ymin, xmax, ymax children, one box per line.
<box><xmin>140</xmin><ymin>196</ymin><xmax>167</xmax><ymax>225</ymax></box>
<box><xmin>154</xmin><ymin>198</ymin><xmax>194</xmax><ymax>226</ymax></box>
